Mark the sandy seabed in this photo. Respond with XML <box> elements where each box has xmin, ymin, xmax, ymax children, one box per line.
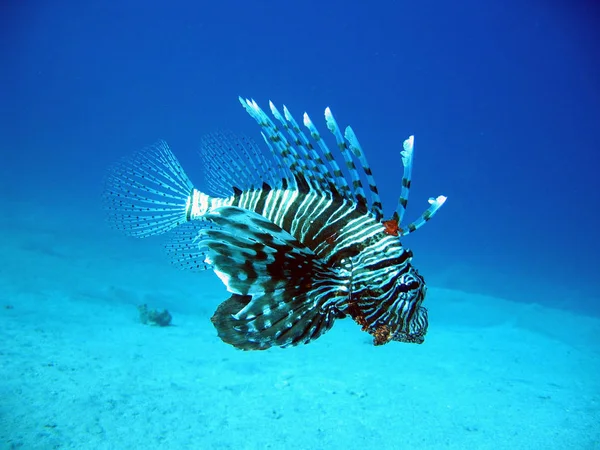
<box><xmin>1</xmin><ymin>207</ymin><xmax>599</xmax><ymax>450</ymax></box>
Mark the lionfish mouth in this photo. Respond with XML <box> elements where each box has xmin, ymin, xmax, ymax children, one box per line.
<box><xmin>392</xmin><ymin>331</ymin><xmax>426</xmax><ymax>344</ymax></box>
<box><xmin>362</xmin><ymin>320</ymin><xmax>428</xmax><ymax>346</ymax></box>
<box><xmin>390</xmin><ymin>306</ymin><xmax>429</xmax><ymax>345</ymax></box>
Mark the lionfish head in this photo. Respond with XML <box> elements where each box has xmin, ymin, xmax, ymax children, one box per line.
<box><xmin>348</xmin><ymin>262</ymin><xmax>430</xmax><ymax>346</ymax></box>
<box><xmin>388</xmin><ymin>268</ymin><xmax>428</xmax><ymax>344</ymax></box>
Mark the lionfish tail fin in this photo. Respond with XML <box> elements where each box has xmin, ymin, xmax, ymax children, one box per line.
<box><xmin>103</xmin><ymin>140</ymin><xmax>196</xmax><ymax>238</ymax></box>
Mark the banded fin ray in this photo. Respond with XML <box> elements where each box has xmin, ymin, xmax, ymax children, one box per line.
<box><xmin>395</xmin><ymin>136</ymin><xmax>447</xmax><ymax>236</ymax></box>
<box><xmin>269</xmin><ymin>102</ymin><xmax>336</xmax><ymax>194</ymax></box>
<box><xmin>322</xmin><ymin>109</ymin><xmax>368</xmax><ymax>209</ymax></box>
<box><xmin>302</xmin><ymin>111</ymin><xmax>353</xmax><ymax>199</ymax></box>
<box><xmin>239</xmin><ymin>98</ymin><xmax>300</xmax><ymax>191</ymax></box>
<box><xmin>343</xmin><ymin>124</ymin><xmax>384</xmax><ymax>220</ymax></box>
<box><xmin>396</xmin><ymin>135</ymin><xmax>415</xmax><ymax>224</ymax></box>
<box><xmin>200</xmin><ymin>206</ymin><xmax>348</xmax><ymax>350</ymax></box>
<box><xmin>241</xmin><ymin>98</ymin><xmax>365</xmax><ymax>203</ymax></box>
<box><xmin>241</xmin><ymin>97</ymin><xmax>387</xmax><ymax>219</ymax></box>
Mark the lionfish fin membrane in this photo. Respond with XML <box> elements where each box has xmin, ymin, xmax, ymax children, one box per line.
<box><xmin>197</xmin><ymin>132</ymin><xmax>285</xmax><ymax>197</ymax></box>
<box><xmin>103</xmin><ymin>140</ymin><xmax>194</xmax><ymax>238</ymax></box>
<box><xmin>164</xmin><ymin>221</ymin><xmax>213</xmax><ymax>271</ymax></box>
<box><xmin>201</xmin><ymin>206</ymin><xmax>347</xmax><ymax>350</ymax></box>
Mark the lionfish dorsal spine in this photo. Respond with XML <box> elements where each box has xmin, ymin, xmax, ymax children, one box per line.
<box><xmin>257</xmin><ymin>131</ymin><xmax>295</xmax><ymax>186</ymax></box>
<box><xmin>323</xmin><ymin>108</ymin><xmax>369</xmax><ymax>209</ymax></box>
<box><xmin>283</xmin><ymin>104</ymin><xmax>341</xmax><ymax>194</ymax></box>
<box><xmin>395</xmin><ymin>135</ymin><xmax>447</xmax><ymax>236</ymax></box>
<box><xmin>302</xmin><ymin>111</ymin><xmax>353</xmax><ymax>200</ymax></box>
<box><xmin>343</xmin><ymin>125</ymin><xmax>384</xmax><ymax>221</ymax></box>
<box><xmin>396</xmin><ymin>135</ymin><xmax>415</xmax><ymax>224</ymax></box>
<box><xmin>268</xmin><ymin>102</ymin><xmax>334</xmax><ymax>193</ymax></box>
<box><xmin>400</xmin><ymin>195</ymin><xmax>447</xmax><ymax>236</ymax></box>
<box><xmin>240</xmin><ymin>97</ymin><xmax>300</xmax><ymax>191</ymax></box>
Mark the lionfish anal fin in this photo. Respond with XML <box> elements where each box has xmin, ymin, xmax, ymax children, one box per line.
<box><xmin>200</xmin><ymin>206</ymin><xmax>348</xmax><ymax>350</ymax></box>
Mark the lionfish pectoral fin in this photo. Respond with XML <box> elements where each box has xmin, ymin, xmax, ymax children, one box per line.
<box><xmin>164</xmin><ymin>221</ymin><xmax>213</xmax><ymax>271</ymax></box>
<box><xmin>211</xmin><ymin>294</ymin><xmax>261</xmax><ymax>350</ymax></box>
<box><xmin>200</xmin><ymin>206</ymin><xmax>348</xmax><ymax>350</ymax></box>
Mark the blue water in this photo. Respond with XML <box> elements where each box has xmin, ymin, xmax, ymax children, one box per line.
<box><xmin>1</xmin><ymin>1</ymin><xmax>599</xmax><ymax>449</ymax></box>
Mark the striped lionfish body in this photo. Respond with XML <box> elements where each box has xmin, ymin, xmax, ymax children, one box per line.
<box><xmin>104</xmin><ymin>97</ymin><xmax>446</xmax><ymax>350</ymax></box>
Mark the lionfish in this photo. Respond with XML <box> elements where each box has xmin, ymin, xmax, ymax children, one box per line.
<box><xmin>104</xmin><ymin>97</ymin><xmax>446</xmax><ymax>350</ymax></box>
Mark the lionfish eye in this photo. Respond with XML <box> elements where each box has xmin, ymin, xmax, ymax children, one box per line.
<box><xmin>398</xmin><ymin>280</ymin><xmax>420</xmax><ymax>293</ymax></box>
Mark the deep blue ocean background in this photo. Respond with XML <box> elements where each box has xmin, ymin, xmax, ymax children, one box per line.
<box><xmin>1</xmin><ymin>1</ymin><xmax>599</xmax><ymax>449</ymax></box>
<box><xmin>3</xmin><ymin>0</ymin><xmax>599</xmax><ymax>312</ymax></box>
